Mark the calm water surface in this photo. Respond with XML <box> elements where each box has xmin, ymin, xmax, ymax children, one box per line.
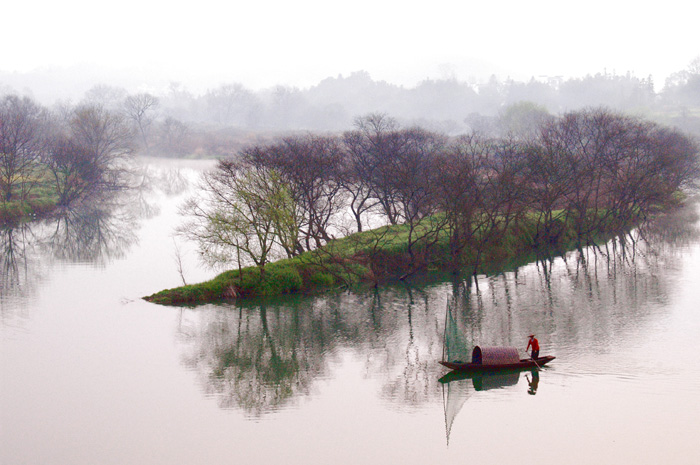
<box><xmin>2</xmin><ymin>158</ymin><xmax>700</xmax><ymax>465</ymax></box>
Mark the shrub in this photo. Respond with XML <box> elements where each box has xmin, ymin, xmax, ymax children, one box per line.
<box><xmin>309</xmin><ymin>271</ymin><xmax>335</xmax><ymax>289</ymax></box>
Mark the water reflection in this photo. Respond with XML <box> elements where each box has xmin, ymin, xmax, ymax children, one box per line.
<box><xmin>438</xmin><ymin>368</ymin><xmax>541</xmax><ymax>444</ymax></box>
<box><xmin>177</xmin><ymin>202</ymin><xmax>700</xmax><ymax>419</ymax></box>
<box><xmin>177</xmin><ymin>292</ymin><xmax>413</xmax><ymax>416</ymax></box>
<box><xmin>128</xmin><ymin>161</ymin><xmax>191</xmax><ymax>219</ymax></box>
<box><xmin>40</xmin><ymin>203</ymin><xmax>139</xmax><ymax>263</ymax></box>
<box><xmin>438</xmin><ymin>369</ymin><xmax>522</xmax><ymax>391</ymax></box>
<box><xmin>526</xmin><ymin>370</ymin><xmax>539</xmax><ymax>395</ymax></box>
<box><xmin>1</xmin><ymin>201</ymin><xmax>139</xmax><ymax>323</ymax></box>
<box><xmin>0</xmin><ymin>223</ymin><xmax>44</xmax><ymax>325</ymax></box>
<box><xmin>445</xmin><ymin>202</ymin><xmax>700</xmax><ymax>364</ymax></box>
<box><xmin>0</xmin><ymin>163</ymin><xmax>192</xmax><ymax>316</ymax></box>
<box><xmin>1</xmin><ymin>223</ymin><xmax>36</xmax><ymax>293</ymax></box>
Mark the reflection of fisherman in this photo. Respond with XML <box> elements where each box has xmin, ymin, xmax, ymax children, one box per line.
<box><xmin>526</xmin><ymin>370</ymin><xmax>539</xmax><ymax>395</ymax></box>
<box><xmin>527</xmin><ymin>334</ymin><xmax>540</xmax><ymax>359</ymax></box>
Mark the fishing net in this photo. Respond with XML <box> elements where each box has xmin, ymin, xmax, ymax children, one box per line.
<box><xmin>442</xmin><ymin>377</ymin><xmax>470</xmax><ymax>445</ymax></box>
<box><xmin>443</xmin><ymin>300</ymin><xmax>471</xmax><ymax>363</ymax></box>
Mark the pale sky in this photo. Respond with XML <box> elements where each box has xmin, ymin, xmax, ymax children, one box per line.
<box><xmin>2</xmin><ymin>0</ymin><xmax>698</xmax><ymax>91</ymax></box>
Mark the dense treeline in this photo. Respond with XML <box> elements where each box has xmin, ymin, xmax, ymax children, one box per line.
<box><xmin>178</xmin><ymin>109</ymin><xmax>699</xmax><ymax>285</ymax></box>
<box><xmin>165</xmin><ymin>58</ymin><xmax>700</xmax><ymax>133</ymax></box>
<box><xmin>98</xmin><ymin>64</ymin><xmax>700</xmax><ymax>156</ymax></box>
<box><xmin>3</xmin><ymin>57</ymin><xmax>699</xmax><ymax>227</ymax></box>
<box><xmin>4</xmin><ymin>57</ymin><xmax>699</xmax><ymax>159</ymax></box>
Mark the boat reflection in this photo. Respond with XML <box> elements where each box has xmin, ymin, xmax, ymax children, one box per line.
<box><xmin>438</xmin><ymin>368</ymin><xmax>525</xmax><ymax>391</ymax></box>
<box><xmin>439</xmin><ymin>368</ymin><xmax>541</xmax><ymax>444</ymax></box>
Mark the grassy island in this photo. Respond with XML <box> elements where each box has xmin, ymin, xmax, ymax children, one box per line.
<box><xmin>144</xmin><ymin>108</ymin><xmax>699</xmax><ymax>306</ymax></box>
<box><xmin>143</xmin><ymin>212</ymin><xmax>618</xmax><ymax>305</ymax></box>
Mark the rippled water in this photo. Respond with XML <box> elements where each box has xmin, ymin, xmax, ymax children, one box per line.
<box><xmin>2</xmin><ymin>159</ymin><xmax>700</xmax><ymax>465</ymax></box>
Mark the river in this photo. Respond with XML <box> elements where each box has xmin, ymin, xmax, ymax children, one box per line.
<box><xmin>2</xmin><ymin>158</ymin><xmax>700</xmax><ymax>465</ymax></box>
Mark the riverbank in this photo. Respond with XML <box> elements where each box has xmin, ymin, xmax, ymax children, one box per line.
<box><xmin>0</xmin><ymin>190</ymin><xmax>58</xmax><ymax>225</ymax></box>
<box><xmin>143</xmin><ymin>212</ymin><xmax>623</xmax><ymax>306</ymax></box>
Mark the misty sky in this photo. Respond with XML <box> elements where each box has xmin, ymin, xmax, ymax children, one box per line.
<box><xmin>3</xmin><ymin>0</ymin><xmax>698</xmax><ymax>91</ymax></box>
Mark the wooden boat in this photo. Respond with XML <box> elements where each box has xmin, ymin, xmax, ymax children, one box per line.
<box><xmin>439</xmin><ymin>301</ymin><xmax>555</xmax><ymax>373</ymax></box>
<box><xmin>439</xmin><ymin>345</ymin><xmax>555</xmax><ymax>372</ymax></box>
<box><xmin>439</xmin><ymin>356</ymin><xmax>555</xmax><ymax>372</ymax></box>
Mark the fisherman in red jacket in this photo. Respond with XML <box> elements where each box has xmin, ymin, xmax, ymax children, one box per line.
<box><xmin>527</xmin><ymin>334</ymin><xmax>540</xmax><ymax>359</ymax></box>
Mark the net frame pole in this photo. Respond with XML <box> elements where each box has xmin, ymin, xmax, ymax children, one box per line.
<box><xmin>442</xmin><ymin>300</ymin><xmax>449</xmax><ymax>362</ymax></box>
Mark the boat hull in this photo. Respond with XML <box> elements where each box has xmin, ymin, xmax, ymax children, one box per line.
<box><xmin>439</xmin><ymin>356</ymin><xmax>555</xmax><ymax>372</ymax></box>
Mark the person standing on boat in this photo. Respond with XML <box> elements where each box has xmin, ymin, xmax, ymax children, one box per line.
<box><xmin>527</xmin><ymin>334</ymin><xmax>540</xmax><ymax>359</ymax></box>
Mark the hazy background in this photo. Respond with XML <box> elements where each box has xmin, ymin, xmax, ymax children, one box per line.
<box><xmin>3</xmin><ymin>0</ymin><xmax>697</xmax><ymax>96</ymax></box>
<box><xmin>2</xmin><ymin>0</ymin><xmax>699</xmax><ymax>157</ymax></box>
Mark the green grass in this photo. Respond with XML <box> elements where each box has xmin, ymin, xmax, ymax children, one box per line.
<box><xmin>143</xmin><ymin>210</ymin><xmax>628</xmax><ymax>306</ymax></box>
<box><xmin>0</xmin><ymin>194</ymin><xmax>58</xmax><ymax>224</ymax></box>
<box><xmin>0</xmin><ymin>173</ymin><xmax>59</xmax><ymax>224</ymax></box>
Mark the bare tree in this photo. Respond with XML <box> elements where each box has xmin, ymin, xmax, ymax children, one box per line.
<box><xmin>520</xmin><ymin>139</ymin><xmax>573</xmax><ymax>245</ymax></box>
<box><xmin>178</xmin><ymin>160</ymin><xmax>300</xmax><ymax>274</ymax></box>
<box><xmin>387</xmin><ymin>127</ymin><xmax>448</xmax><ymax>277</ymax></box>
<box><xmin>242</xmin><ymin>134</ymin><xmax>345</xmax><ymax>252</ymax></box>
<box><xmin>347</xmin><ymin>113</ymin><xmax>404</xmax><ymax>225</ymax></box>
<box><xmin>172</xmin><ymin>238</ymin><xmax>188</xmax><ymax>286</ymax></box>
<box><xmin>435</xmin><ymin>134</ymin><xmax>528</xmax><ymax>276</ymax></box>
<box><xmin>340</xmin><ymin>128</ymin><xmax>382</xmax><ymax>232</ymax></box>
<box><xmin>204</xmin><ymin>83</ymin><xmax>261</xmax><ymax>126</ymax></box>
<box><xmin>82</xmin><ymin>85</ymin><xmax>127</xmax><ymax>110</ymax></box>
<box><xmin>602</xmin><ymin>119</ymin><xmax>699</xmax><ymax>229</ymax></box>
<box><xmin>434</xmin><ymin>134</ymin><xmax>490</xmax><ymax>272</ymax></box>
<box><xmin>69</xmin><ymin>103</ymin><xmax>134</xmax><ymax>192</ymax></box>
<box><xmin>123</xmin><ymin>93</ymin><xmax>159</xmax><ymax>154</ymax></box>
<box><xmin>536</xmin><ymin>109</ymin><xmax>622</xmax><ymax>245</ymax></box>
<box><xmin>527</xmin><ymin>109</ymin><xmax>699</xmax><ymax>245</ymax></box>
<box><xmin>44</xmin><ymin>135</ymin><xmax>98</xmax><ymax>206</ymax></box>
<box><xmin>477</xmin><ymin>137</ymin><xmax>528</xmax><ymax>262</ymax></box>
<box><xmin>0</xmin><ymin>95</ymin><xmax>46</xmax><ymax>202</ymax></box>
<box><xmin>155</xmin><ymin>117</ymin><xmax>192</xmax><ymax>157</ymax></box>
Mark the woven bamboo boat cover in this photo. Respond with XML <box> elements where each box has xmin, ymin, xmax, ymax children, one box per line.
<box><xmin>471</xmin><ymin>346</ymin><xmax>520</xmax><ymax>365</ymax></box>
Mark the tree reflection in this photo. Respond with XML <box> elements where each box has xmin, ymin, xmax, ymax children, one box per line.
<box><xmin>1</xmin><ymin>223</ymin><xmax>33</xmax><ymax>292</ymax></box>
<box><xmin>0</xmin><ymin>223</ymin><xmax>43</xmax><ymax>322</ymax></box>
<box><xmin>180</xmin><ymin>297</ymin><xmax>334</xmax><ymax>415</ymax></box>
<box><xmin>40</xmin><ymin>199</ymin><xmax>140</xmax><ymax>264</ymax></box>
<box><xmin>180</xmin><ymin>285</ymin><xmax>447</xmax><ymax>416</ymax></box>
<box><xmin>0</xmin><ymin>170</ymin><xmax>173</xmax><ymax>310</ymax></box>
<box><xmin>178</xmin><ymin>202</ymin><xmax>700</xmax><ymax>417</ymax></box>
<box><xmin>126</xmin><ymin>161</ymin><xmax>193</xmax><ymax>220</ymax></box>
<box><xmin>1</xmin><ymin>200</ymin><xmax>139</xmax><ymax>318</ymax></box>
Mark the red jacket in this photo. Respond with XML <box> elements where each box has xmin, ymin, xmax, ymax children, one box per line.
<box><xmin>527</xmin><ymin>337</ymin><xmax>539</xmax><ymax>351</ymax></box>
